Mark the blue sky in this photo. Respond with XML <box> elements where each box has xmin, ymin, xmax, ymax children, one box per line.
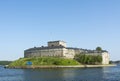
<box><xmin>0</xmin><ymin>0</ymin><xmax>120</xmax><ymax>61</ymax></box>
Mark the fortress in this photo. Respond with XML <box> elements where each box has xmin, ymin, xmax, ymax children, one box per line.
<box><xmin>24</xmin><ymin>40</ymin><xmax>110</xmax><ymax>64</ymax></box>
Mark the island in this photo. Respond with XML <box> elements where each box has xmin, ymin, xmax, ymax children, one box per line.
<box><xmin>8</xmin><ymin>40</ymin><xmax>116</xmax><ymax>68</ymax></box>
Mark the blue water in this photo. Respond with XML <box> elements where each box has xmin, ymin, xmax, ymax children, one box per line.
<box><xmin>0</xmin><ymin>64</ymin><xmax>120</xmax><ymax>81</ymax></box>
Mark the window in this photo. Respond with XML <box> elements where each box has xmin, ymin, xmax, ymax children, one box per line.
<box><xmin>51</xmin><ymin>45</ymin><xmax>54</xmax><ymax>47</ymax></box>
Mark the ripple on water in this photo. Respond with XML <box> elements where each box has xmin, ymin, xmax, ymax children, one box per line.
<box><xmin>0</xmin><ymin>65</ymin><xmax>120</xmax><ymax>81</ymax></box>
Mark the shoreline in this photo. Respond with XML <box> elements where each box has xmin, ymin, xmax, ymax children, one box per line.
<box><xmin>5</xmin><ymin>64</ymin><xmax>116</xmax><ymax>69</ymax></box>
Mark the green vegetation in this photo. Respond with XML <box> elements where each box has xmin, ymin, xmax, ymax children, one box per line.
<box><xmin>110</xmin><ymin>60</ymin><xmax>120</xmax><ymax>64</ymax></box>
<box><xmin>0</xmin><ymin>61</ymin><xmax>12</xmax><ymax>65</ymax></box>
<box><xmin>9</xmin><ymin>57</ymin><xmax>80</xmax><ymax>67</ymax></box>
<box><xmin>9</xmin><ymin>53</ymin><xmax>103</xmax><ymax>67</ymax></box>
<box><xmin>74</xmin><ymin>54</ymin><xmax>102</xmax><ymax>65</ymax></box>
<box><xmin>96</xmin><ymin>46</ymin><xmax>102</xmax><ymax>52</ymax></box>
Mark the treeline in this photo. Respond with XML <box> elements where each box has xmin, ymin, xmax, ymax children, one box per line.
<box><xmin>109</xmin><ymin>60</ymin><xmax>120</xmax><ymax>64</ymax></box>
<box><xmin>0</xmin><ymin>61</ymin><xmax>12</xmax><ymax>65</ymax></box>
<box><xmin>74</xmin><ymin>54</ymin><xmax>102</xmax><ymax>65</ymax></box>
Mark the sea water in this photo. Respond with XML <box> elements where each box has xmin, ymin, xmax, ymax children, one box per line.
<box><xmin>0</xmin><ymin>64</ymin><xmax>120</xmax><ymax>81</ymax></box>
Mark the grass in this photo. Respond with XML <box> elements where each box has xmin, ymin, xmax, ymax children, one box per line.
<box><xmin>9</xmin><ymin>57</ymin><xmax>80</xmax><ymax>67</ymax></box>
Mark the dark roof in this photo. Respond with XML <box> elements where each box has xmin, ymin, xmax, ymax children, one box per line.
<box><xmin>25</xmin><ymin>46</ymin><xmax>108</xmax><ymax>53</ymax></box>
<box><xmin>67</xmin><ymin>47</ymin><xmax>81</xmax><ymax>50</ymax></box>
<box><xmin>67</xmin><ymin>47</ymin><xmax>108</xmax><ymax>53</ymax></box>
<box><xmin>48</xmin><ymin>40</ymin><xmax>66</xmax><ymax>43</ymax></box>
<box><xmin>25</xmin><ymin>46</ymin><xmax>65</xmax><ymax>51</ymax></box>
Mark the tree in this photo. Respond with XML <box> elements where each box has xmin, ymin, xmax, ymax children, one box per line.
<box><xmin>74</xmin><ymin>54</ymin><xmax>102</xmax><ymax>65</ymax></box>
<box><xmin>96</xmin><ymin>47</ymin><xmax>102</xmax><ymax>52</ymax></box>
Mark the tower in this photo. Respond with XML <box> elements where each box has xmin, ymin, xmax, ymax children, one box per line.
<box><xmin>48</xmin><ymin>40</ymin><xmax>66</xmax><ymax>47</ymax></box>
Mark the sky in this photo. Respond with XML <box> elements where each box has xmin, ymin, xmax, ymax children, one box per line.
<box><xmin>0</xmin><ymin>0</ymin><xmax>120</xmax><ymax>61</ymax></box>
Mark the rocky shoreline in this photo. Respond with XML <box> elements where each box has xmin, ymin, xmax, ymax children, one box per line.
<box><xmin>5</xmin><ymin>64</ymin><xmax>116</xmax><ymax>69</ymax></box>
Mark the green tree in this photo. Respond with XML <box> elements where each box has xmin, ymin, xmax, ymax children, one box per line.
<box><xmin>74</xmin><ymin>54</ymin><xmax>102</xmax><ymax>65</ymax></box>
<box><xmin>96</xmin><ymin>47</ymin><xmax>102</xmax><ymax>52</ymax></box>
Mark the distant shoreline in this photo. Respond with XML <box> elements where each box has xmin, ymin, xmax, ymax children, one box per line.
<box><xmin>5</xmin><ymin>64</ymin><xmax>116</xmax><ymax>69</ymax></box>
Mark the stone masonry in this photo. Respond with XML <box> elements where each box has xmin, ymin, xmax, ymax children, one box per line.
<box><xmin>24</xmin><ymin>40</ymin><xmax>110</xmax><ymax>64</ymax></box>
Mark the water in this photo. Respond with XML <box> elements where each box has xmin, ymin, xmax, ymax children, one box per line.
<box><xmin>0</xmin><ymin>64</ymin><xmax>120</xmax><ymax>81</ymax></box>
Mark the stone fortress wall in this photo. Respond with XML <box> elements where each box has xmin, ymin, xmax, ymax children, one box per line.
<box><xmin>24</xmin><ymin>40</ymin><xmax>110</xmax><ymax>64</ymax></box>
<box><xmin>24</xmin><ymin>48</ymin><xmax>64</xmax><ymax>57</ymax></box>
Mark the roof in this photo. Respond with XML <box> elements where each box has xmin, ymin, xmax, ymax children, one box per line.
<box><xmin>48</xmin><ymin>40</ymin><xmax>66</xmax><ymax>43</ymax></box>
<box><xmin>25</xmin><ymin>46</ymin><xmax>65</xmax><ymax>51</ymax></box>
<box><xmin>25</xmin><ymin>46</ymin><xmax>108</xmax><ymax>53</ymax></box>
<box><xmin>67</xmin><ymin>47</ymin><xmax>108</xmax><ymax>53</ymax></box>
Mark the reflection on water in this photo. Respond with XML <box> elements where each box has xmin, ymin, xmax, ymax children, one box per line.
<box><xmin>15</xmin><ymin>68</ymin><xmax>104</xmax><ymax>81</ymax></box>
<box><xmin>0</xmin><ymin>65</ymin><xmax>120</xmax><ymax>81</ymax></box>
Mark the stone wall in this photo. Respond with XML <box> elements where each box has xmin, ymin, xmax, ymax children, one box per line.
<box><xmin>102</xmin><ymin>52</ymin><xmax>110</xmax><ymax>64</ymax></box>
<box><xmin>63</xmin><ymin>48</ymin><xmax>75</xmax><ymax>58</ymax></box>
<box><xmin>74</xmin><ymin>49</ymin><xmax>83</xmax><ymax>55</ymax></box>
<box><xmin>24</xmin><ymin>48</ymin><xmax>110</xmax><ymax>64</ymax></box>
<box><xmin>48</xmin><ymin>41</ymin><xmax>66</xmax><ymax>47</ymax></box>
<box><xmin>24</xmin><ymin>48</ymin><xmax>64</xmax><ymax>58</ymax></box>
